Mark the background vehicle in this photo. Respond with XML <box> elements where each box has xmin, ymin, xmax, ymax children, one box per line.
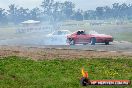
<box><xmin>46</xmin><ymin>30</ymin><xmax>71</xmax><ymax>45</ymax></box>
<box><xmin>67</xmin><ymin>30</ymin><xmax>113</xmax><ymax>45</ymax></box>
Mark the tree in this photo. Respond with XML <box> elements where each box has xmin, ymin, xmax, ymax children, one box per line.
<box><xmin>62</xmin><ymin>1</ymin><xmax>75</xmax><ymax>19</ymax></box>
<box><xmin>112</xmin><ymin>3</ymin><xmax>120</xmax><ymax>19</ymax></box>
<box><xmin>30</xmin><ymin>7</ymin><xmax>41</xmax><ymax>20</ymax></box>
<box><xmin>103</xmin><ymin>6</ymin><xmax>112</xmax><ymax>19</ymax></box>
<box><xmin>41</xmin><ymin>0</ymin><xmax>54</xmax><ymax>15</ymax></box>
<box><xmin>41</xmin><ymin>0</ymin><xmax>55</xmax><ymax>22</ymax></box>
<box><xmin>127</xmin><ymin>4</ymin><xmax>132</xmax><ymax>19</ymax></box>
<box><xmin>7</xmin><ymin>4</ymin><xmax>18</xmax><ymax>24</ymax></box>
<box><xmin>119</xmin><ymin>3</ymin><xmax>129</xmax><ymax>19</ymax></box>
<box><xmin>96</xmin><ymin>7</ymin><xmax>104</xmax><ymax>20</ymax></box>
<box><xmin>17</xmin><ymin>7</ymin><xmax>30</xmax><ymax>22</ymax></box>
<box><xmin>52</xmin><ymin>2</ymin><xmax>62</xmax><ymax>22</ymax></box>
<box><xmin>84</xmin><ymin>10</ymin><xmax>96</xmax><ymax>20</ymax></box>
<box><xmin>2</xmin><ymin>1</ymin><xmax>132</xmax><ymax>24</ymax></box>
<box><xmin>73</xmin><ymin>9</ymin><xmax>83</xmax><ymax>21</ymax></box>
<box><xmin>0</xmin><ymin>8</ymin><xmax>7</xmax><ymax>24</ymax></box>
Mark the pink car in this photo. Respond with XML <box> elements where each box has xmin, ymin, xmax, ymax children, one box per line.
<box><xmin>67</xmin><ymin>30</ymin><xmax>113</xmax><ymax>45</ymax></box>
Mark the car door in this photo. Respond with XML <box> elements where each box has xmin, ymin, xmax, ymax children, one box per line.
<box><xmin>76</xmin><ymin>34</ymin><xmax>87</xmax><ymax>43</ymax></box>
<box><xmin>86</xmin><ymin>34</ymin><xmax>91</xmax><ymax>43</ymax></box>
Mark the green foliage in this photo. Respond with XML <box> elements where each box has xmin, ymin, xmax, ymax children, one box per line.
<box><xmin>0</xmin><ymin>56</ymin><xmax>132</xmax><ymax>88</ymax></box>
<box><xmin>1</xmin><ymin>1</ymin><xmax>132</xmax><ymax>24</ymax></box>
<box><xmin>113</xmin><ymin>32</ymin><xmax>132</xmax><ymax>42</ymax></box>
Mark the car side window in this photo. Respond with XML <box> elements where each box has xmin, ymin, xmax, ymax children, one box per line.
<box><xmin>81</xmin><ymin>31</ymin><xmax>85</xmax><ymax>35</ymax></box>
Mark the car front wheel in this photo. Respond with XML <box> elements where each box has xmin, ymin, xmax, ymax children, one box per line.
<box><xmin>90</xmin><ymin>38</ymin><xmax>96</xmax><ymax>45</ymax></box>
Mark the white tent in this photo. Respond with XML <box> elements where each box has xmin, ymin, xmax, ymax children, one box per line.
<box><xmin>17</xmin><ymin>20</ymin><xmax>53</xmax><ymax>33</ymax></box>
<box><xmin>21</xmin><ymin>20</ymin><xmax>40</xmax><ymax>24</ymax></box>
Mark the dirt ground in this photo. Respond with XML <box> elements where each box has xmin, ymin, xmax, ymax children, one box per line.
<box><xmin>0</xmin><ymin>45</ymin><xmax>132</xmax><ymax>60</ymax></box>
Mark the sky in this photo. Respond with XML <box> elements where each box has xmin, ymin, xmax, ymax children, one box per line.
<box><xmin>0</xmin><ymin>0</ymin><xmax>131</xmax><ymax>10</ymax></box>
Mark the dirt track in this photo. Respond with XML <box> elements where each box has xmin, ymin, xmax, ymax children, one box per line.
<box><xmin>0</xmin><ymin>45</ymin><xmax>132</xmax><ymax>60</ymax></box>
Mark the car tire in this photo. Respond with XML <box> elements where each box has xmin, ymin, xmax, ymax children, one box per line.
<box><xmin>90</xmin><ymin>38</ymin><xmax>96</xmax><ymax>45</ymax></box>
<box><xmin>105</xmin><ymin>41</ymin><xmax>109</xmax><ymax>45</ymax></box>
<box><xmin>83</xmin><ymin>43</ymin><xmax>87</xmax><ymax>45</ymax></box>
<box><xmin>69</xmin><ymin>39</ymin><xmax>75</xmax><ymax>45</ymax></box>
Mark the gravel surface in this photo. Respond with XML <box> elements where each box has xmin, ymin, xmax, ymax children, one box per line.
<box><xmin>1</xmin><ymin>39</ymin><xmax>132</xmax><ymax>52</ymax></box>
<box><xmin>13</xmin><ymin>41</ymin><xmax>132</xmax><ymax>52</ymax></box>
<box><xmin>0</xmin><ymin>34</ymin><xmax>132</xmax><ymax>60</ymax></box>
<box><xmin>0</xmin><ymin>45</ymin><xmax>132</xmax><ymax>60</ymax></box>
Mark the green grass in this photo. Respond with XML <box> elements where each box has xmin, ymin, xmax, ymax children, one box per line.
<box><xmin>113</xmin><ymin>32</ymin><xmax>132</xmax><ymax>42</ymax></box>
<box><xmin>0</xmin><ymin>56</ymin><xmax>132</xmax><ymax>88</ymax></box>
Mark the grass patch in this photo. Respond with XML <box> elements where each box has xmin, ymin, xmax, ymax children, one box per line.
<box><xmin>113</xmin><ymin>32</ymin><xmax>132</xmax><ymax>42</ymax></box>
<box><xmin>0</xmin><ymin>56</ymin><xmax>132</xmax><ymax>88</ymax></box>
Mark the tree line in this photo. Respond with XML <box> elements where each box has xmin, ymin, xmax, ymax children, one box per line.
<box><xmin>0</xmin><ymin>0</ymin><xmax>132</xmax><ymax>25</ymax></box>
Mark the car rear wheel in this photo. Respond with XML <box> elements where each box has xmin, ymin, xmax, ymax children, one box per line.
<box><xmin>105</xmin><ymin>41</ymin><xmax>109</xmax><ymax>45</ymax></box>
<box><xmin>83</xmin><ymin>43</ymin><xmax>88</xmax><ymax>45</ymax></box>
<box><xmin>69</xmin><ymin>39</ymin><xmax>75</xmax><ymax>45</ymax></box>
<box><xmin>90</xmin><ymin>38</ymin><xmax>96</xmax><ymax>45</ymax></box>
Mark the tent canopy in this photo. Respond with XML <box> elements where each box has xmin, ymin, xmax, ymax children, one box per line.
<box><xmin>21</xmin><ymin>20</ymin><xmax>40</xmax><ymax>24</ymax></box>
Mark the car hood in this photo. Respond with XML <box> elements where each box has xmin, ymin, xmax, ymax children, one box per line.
<box><xmin>91</xmin><ymin>34</ymin><xmax>112</xmax><ymax>38</ymax></box>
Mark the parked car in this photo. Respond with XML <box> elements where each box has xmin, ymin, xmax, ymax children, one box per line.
<box><xmin>67</xmin><ymin>30</ymin><xmax>113</xmax><ymax>45</ymax></box>
<box><xmin>46</xmin><ymin>30</ymin><xmax>71</xmax><ymax>45</ymax></box>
